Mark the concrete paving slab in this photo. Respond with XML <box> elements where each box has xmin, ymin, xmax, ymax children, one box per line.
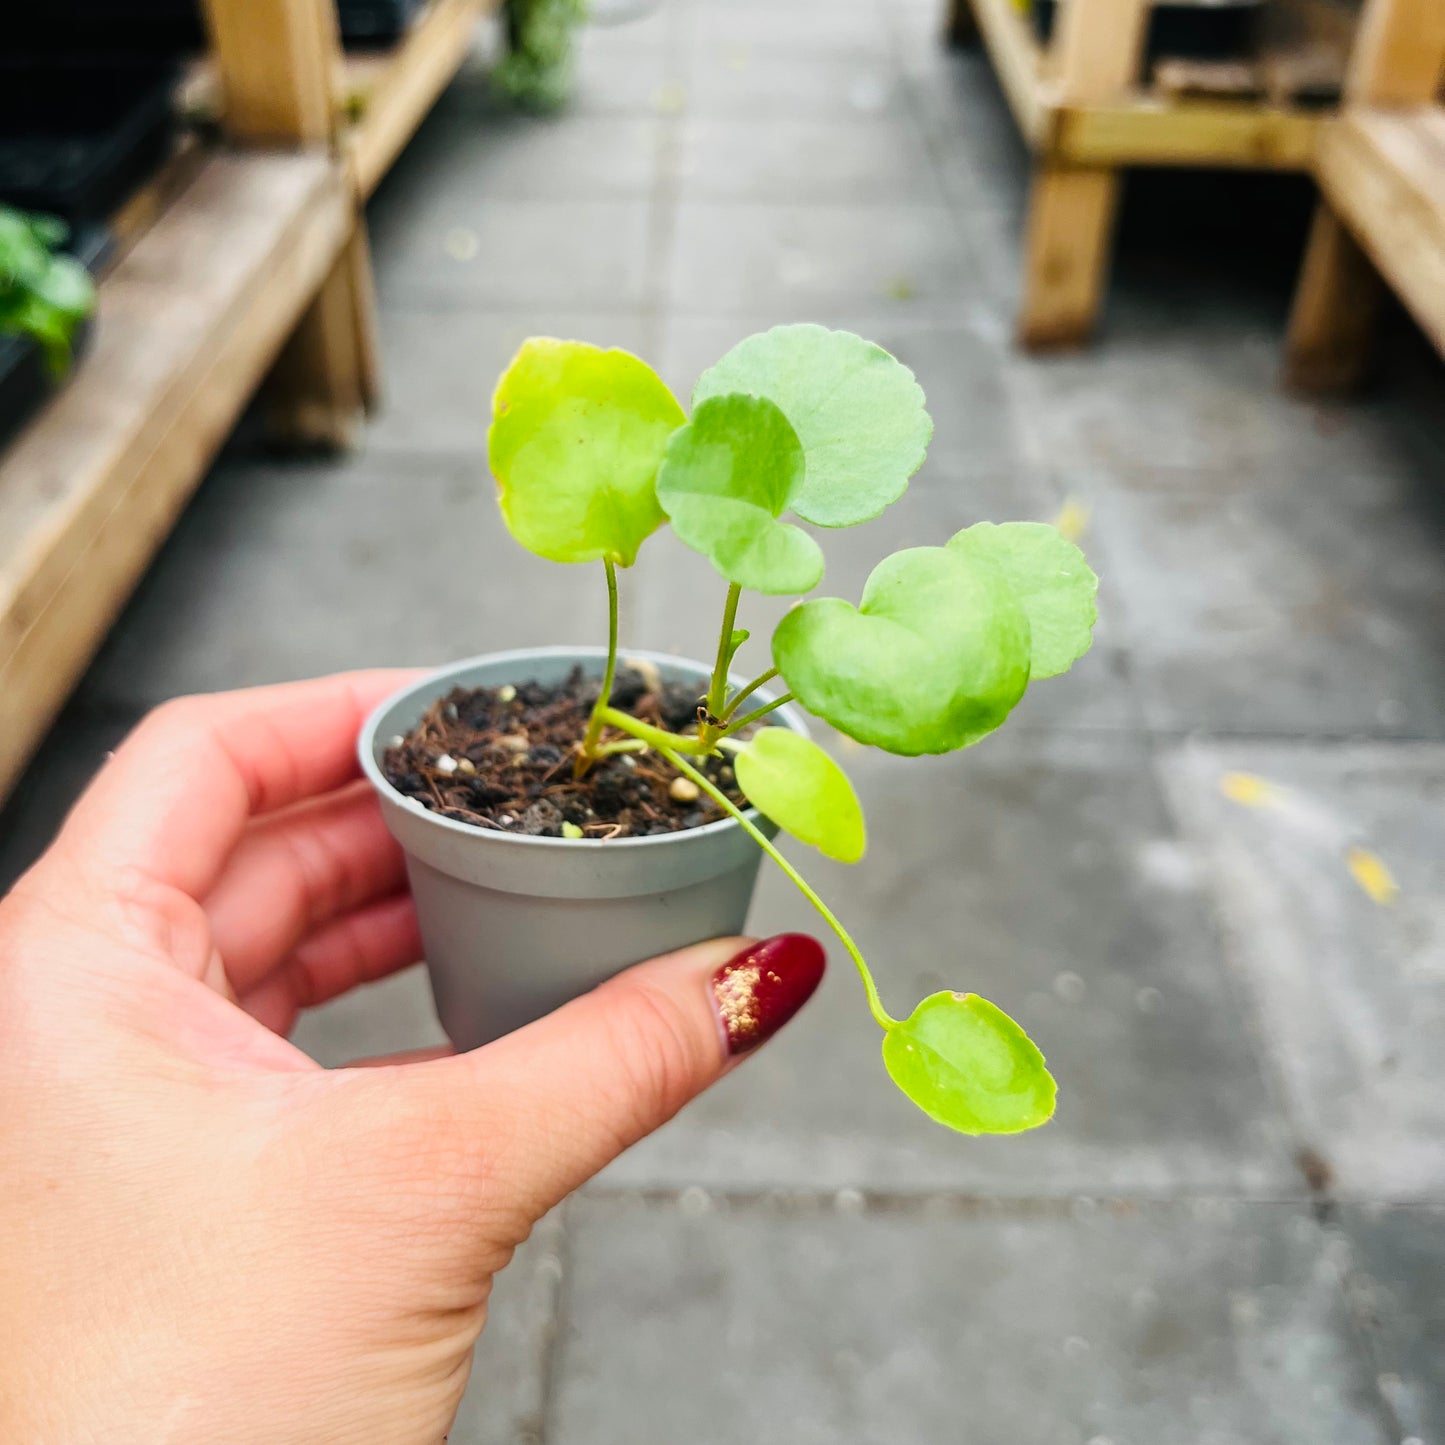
<box><xmin>549</xmin><ymin>1196</ymin><xmax>1388</xmax><ymax>1445</ymax></box>
<box><xmin>1084</xmin><ymin>484</ymin><xmax>1445</xmax><ymax>739</ymax></box>
<box><xmin>691</xmin><ymin>3</ymin><xmax>892</xmax><ymax>62</ymax></box>
<box><xmin>80</xmin><ymin>453</ymin><xmax>605</xmax><ymax>709</ymax></box>
<box><xmin>683</xmin><ymin>47</ymin><xmax>908</xmax><ymax>119</ymax></box>
<box><xmin>1335</xmin><ymin>1204</ymin><xmax>1445</xmax><ymax>1445</ymax></box>
<box><xmin>667</xmin><ymin>202</ymin><xmax>982</xmax><ymax>315</ymax></box>
<box><xmin>448</xmin><ymin>1208</ymin><xmax>566</xmax><ymax>1445</ymax></box>
<box><xmin>676</xmin><ymin>116</ymin><xmax>945</xmax><ymax>205</ymax></box>
<box><xmin>368</xmin><ymin>307</ymin><xmax>651</xmax><ymax>456</ymax></box>
<box><xmin>598</xmin><ymin>732</ymin><xmax>1293</xmax><ymax>1196</ymax></box>
<box><xmin>0</xmin><ymin>701</ymin><xmax>141</xmax><ymax>896</ymax></box>
<box><xmin>1160</xmin><ymin>743</ymin><xmax>1445</xmax><ymax>1199</ymax></box>
<box><xmin>370</xmin><ymin>194</ymin><xmax>653</xmax><ymax>309</ymax></box>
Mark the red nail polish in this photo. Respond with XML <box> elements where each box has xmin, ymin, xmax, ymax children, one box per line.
<box><xmin>711</xmin><ymin>934</ymin><xmax>825</xmax><ymax>1055</ymax></box>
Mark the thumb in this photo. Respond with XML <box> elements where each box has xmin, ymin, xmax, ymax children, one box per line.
<box><xmin>413</xmin><ymin>933</ymin><xmax>824</xmax><ymax>1221</ymax></box>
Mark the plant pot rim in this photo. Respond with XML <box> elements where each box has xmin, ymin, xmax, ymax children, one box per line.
<box><xmin>358</xmin><ymin>644</ymin><xmax>807</xmax><ymax>854</ymax></box>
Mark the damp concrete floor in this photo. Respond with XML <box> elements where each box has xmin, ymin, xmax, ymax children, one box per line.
<box><xmin>3</xmin><ymin>0</ymin><xmax>1444</xmax><ymax>1440</ymax></box>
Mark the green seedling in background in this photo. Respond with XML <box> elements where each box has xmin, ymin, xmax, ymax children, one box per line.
<box><xmin>488</xmin><ymin>323</ymin><xmax>1099</xmax><ymax>1136</ymax></box>
<box><xmin>0</xmin><ymin>206</ymin><xmax>95</xmax><ymax>376</ymax></box>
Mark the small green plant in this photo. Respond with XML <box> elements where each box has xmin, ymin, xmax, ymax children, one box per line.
<box><xmin>0</xmin><ymin>206</ymin><xmax>95</xmax><ymax>377</ymax></box>
<box><xmin>494</xmin><ymin>0</ymin><xmax>588</xmax><ymax>110</ymax></box>
<box><xmin>488</xmin><ymin>325</ymin><xmax>1099</xmax><ymax>1135</ymax></box>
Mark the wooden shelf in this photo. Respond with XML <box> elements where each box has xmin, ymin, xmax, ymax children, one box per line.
<box><xmin>345</xmin><ymin>0</ymin><xmax>500</xmax><ymax>197</ymax></box>
<box><xmin>969</xmin><ymin>0</ymin><xmax>1333</xmax><ymax>169</ymax></box>
<box><xmin>1316</xmin><ymin>108</ymin><xmax>1445</xmax><ymax>356</ymax></box>
<box><xmin>1283</xmin><ymin>0</ymin><xmax>1445</xmax><ymax>392</ymax></box>
<box><xmin>955</xmin><ymin>0</ymin><xmax>1356</xmax><ymax>346</ymax></box>
<box><xmin>0</xmin><ymin>152</ymin><xmax>353</xmax><ymax>798</ymax></box>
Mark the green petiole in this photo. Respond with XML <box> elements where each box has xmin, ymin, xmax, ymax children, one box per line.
<box><xmin>655</xmin><ymin>745</ymin><xmax>898</xmax><ymax>1032</ymax></box>
<box><xmin>577</xmin><ymin>558</ymin><xmax>622</xmax><ymax>774</ymax></box>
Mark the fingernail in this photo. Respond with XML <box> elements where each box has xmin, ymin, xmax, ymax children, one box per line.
<box><xmin>711</xmin><ymin>934</ymin><xmax>826</xmax><ymax>1056</ymax></box>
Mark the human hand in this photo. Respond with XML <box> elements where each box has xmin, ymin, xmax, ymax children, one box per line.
<box><xmin>0</xmin><ymin>673</ymin><xmax>824</xmax><ymax>1444</ymax></box>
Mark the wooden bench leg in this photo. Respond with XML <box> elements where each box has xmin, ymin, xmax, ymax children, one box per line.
<box><xmin>944</xmin><ymin>0</ymin><xmax>981</xmax><ymax>48</ymax></box>
<box><xmin>265</xmin><ymin>226</ymin><xmax>380</xmax><ymax>449</ymax></box>
<box><xmin>1018</xmin><ymin>166</ymin><xmax>1122</xmax><ymax>350</ymax></box>
<box><xmin>1282</xmin><ymin>204</ymin><xmax>1381</xmax><ymax>394</ymax></box>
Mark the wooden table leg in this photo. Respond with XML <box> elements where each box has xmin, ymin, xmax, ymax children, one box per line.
<box><xmin>1018</xmin><ymin>166</ymin><xmax>1123</xmax><ymax>349</ymax></box>
<box><xmin>944</xmin><ymin>0</ymin><xmax>981</xmax><ymax>48</ymax></box>
<box><xmin>1016</xmin><ymin>0</ymin><xmax>1147</xmax><ymax>347</ymax></box>
<box><xmin>1282</xmin><ymin>206</ymin><xmax>1382</xmax><ymax>393</ymax></box>
<box><xmin>265</xmin><ymin>227</ymin><xmax>381</xmax><ymax>448</ymax></box>
<box><xmin>202</xmin><ymin>0</ymin><xmax>376</xmax><ymax>449</ymax></box>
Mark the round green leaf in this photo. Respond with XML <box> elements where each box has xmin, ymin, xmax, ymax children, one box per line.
<box><xmin>948</xmin><ymin>522</ymin><xmax>1098</xmax><ymax>679</ymax></box>
<box><xmin>692</xmin><ymin>324</ymin><xmax>932</xmax><ymax>528</ymax></box>
<box><xmin>771</xmin><ymin>546</ymin><xmax>1031</xmax><ymax>755</ymax></box>
<box><xmin>882</xmin><ymin>992</ymin><xmax>1056</xmax><ymax>1135</ymax></box>
<box><xmin>655</xmin><ymin>393</ymin><xmax>823</xmax><ymax>595</ymax></box>
<box><xmin>489</xmin><ymin>338</ymin><xmax>686</xmax><ymax>566</ymax></box>
<box><xmin>731</xmin><ymin>728</ymin><xmax>866</xmax><ymax>862</ymax></box>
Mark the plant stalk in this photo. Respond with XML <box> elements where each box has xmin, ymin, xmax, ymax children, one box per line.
<box><xmin>720</xmin><ymin>694</ymin><xmax>793</xmax><ymax>738</ymax></box>
<box><xmin>722</xmin><ymin>666</ymin><xmax>779</xmax><ymax>720</ymax></box>
<box><xmin>658</xmin><ymin>747</ymin><xmax>898</xmax><ymax>1032</ymax></box>
<box><xmin>706</xmin><ymin>582</ymin><xmax>743</xmax><ymax>720</ymax></box>
<box><xmin>598</xmin><ymin>707</ymin><xmax>714</xmax><ymax>756</ymax></box>
<box><xmin>576</xmin><ymin>558</ymin><xmax>621</xmax><ymax>775</ymax></box>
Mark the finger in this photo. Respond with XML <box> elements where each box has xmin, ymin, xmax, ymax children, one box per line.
<box><xmin>240</xmin><ymin>893</ymin><xmax>424</xmax><ymax>1033</ymax></box>
<box><xmin>207</xmin><ymin>783</ymin><xmax>407</xmax><ymax>996</ymax></box>
<box><xmin>51</xmin><ymin>670</ymin><xmax>420</xmax><ymax>899</ymax></box>
<box><xmin>399</xmin><ymin>933</ymin><xmax>825</xmax><ymax>1221</ymax></box>
<box><xmin>346</xmin><ymin>1045</ymin><xmax>455</xmax><ymax>1069</ymax></box>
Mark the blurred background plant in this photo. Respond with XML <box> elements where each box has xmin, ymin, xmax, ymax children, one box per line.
<box><xmin>0</xmin><ymin>206</ymin><xmax>95</xmax><ymax>377</ymax></box>
<box><xmin>493</xmin><ymin>0</ymin><xmax>589</xmax><ymax>110</ymax></box>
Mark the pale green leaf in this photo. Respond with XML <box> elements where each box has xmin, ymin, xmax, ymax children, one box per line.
<box><xmin>771</xmin><ymin>546</ymin><xmax>1031</xmax><ymax>755</ymax></box>
<box><xmin>882</xmin><ymin>993</ymin><xmax>1056</xmax><ymax>1134</ymax></box>
<box><xmin>489</xmin><ymin>338</ymin><xmax>685</xmax><ymax>566</ymax></box>
<box><xmin>655</xmin><ymin>393</ymin><xmax>823</xmax><ymax>595</ymax></box>
<box><xmin>948</xmin><ymin>522</ymin><xmax>1098</xmax><ymax>679</ymax></box>
<box><xmin>731</xmin><ymin>728</ymin><xmax>866</xmax><ymax>862</ymax></box>
<box><xmin>692</xmin><ymin>324</ymin><xmax>932</xmax><ymax>528</ymax></box>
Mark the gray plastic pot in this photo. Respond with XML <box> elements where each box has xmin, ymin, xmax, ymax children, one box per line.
<box><xmin>359</xmin><ymin>646</ymin><xmax>805</xmax><ymax>1050</ymax></box>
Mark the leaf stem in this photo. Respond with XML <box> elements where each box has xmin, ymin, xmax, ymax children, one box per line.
<box><xmin>658</xmin><ymin>747</ymin><xmax>898</xmax><ymax>1032</ymax></box>
<box><xmin>720</xmin><ymin>694</ymin><xmax>793</xmax><ymax>737</ymax></box>
<box><xmin>577</xmin><ymin>558</ymin><xmax>621</xmax><ymax>773</ymax></box>
<box><xmin>722</xmin><ymin>665</ymin><xmax>779</xmax><ymax>720</ymax></box>
<box><xmin>707</xmin><ymin>582</ymin><xmax>743</xmax><ymax>719</ymax></box>
<box><xmin>598</xmin><ymin>707</ymin><xmax>715</xmax><ymax>756</ymax></box>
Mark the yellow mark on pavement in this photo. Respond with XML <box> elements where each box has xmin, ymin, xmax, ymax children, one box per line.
<box><xmin>1345</xmin><ymin>847</ymin><xmax>1399</xmax><ymax>907</ymax></box>
<box><xmin>1220</xmin><ymin>771</ymin><xmax>1286</xmax><ymax>809</ymax></box>
<box><xmin>1053</xmin><ymin>496</ymin><xmax>1090</xmax><ymax>543</ymax></box>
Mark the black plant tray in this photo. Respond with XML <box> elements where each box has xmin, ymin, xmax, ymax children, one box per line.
<box><xmin>6</xmin><ymin>0</ymin><xmax>428</xmax><ymax>51</ymax></box>
<box><xmin>1032</xmin><ymin>0</ymin><xmax>1262</xmax><ymax>64</ymax></box>
<box><xmin>0</xmin><ymin>62</ymin><xmax>178</xmax><ymax>230</ymax></box>
<box><xmin>339</xmin><ymin>0</ymin><xmax>430</xmax><ymax>44</ymax></box>
<box><xmin>0</xmin><ymin>226</ymin><xmax>110</xmax><ymax>455</ymax></box>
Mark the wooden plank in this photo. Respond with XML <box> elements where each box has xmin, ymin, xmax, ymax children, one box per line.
<box><xmin>347</xmin><ymin>0</ymin><xmax>496</xmax><ymax>197</ymax></box>
<box><xmin>1050</xmin><ymin>0</ymin><xmax>1150</xmax><ymax>98</ymax></box>
<box><xmin>943</xmin><ymin>0</ymin><xmax>982</xmax><ymax>47</ymax></box>
<box><xmin>967</xmin><ymin>0</ymin><xmax>1052</xmax><ymax>147</ymax></box>
<box><xmin>1056</xmin><ymin>98</ymin><xmax>1321</xmax><ymax>168</ymax></box>
<box><xmin>1345</xmin><ymin>0</ymin><xmax>1445</xmax><ymax>103</ymax></box>
<box><xmin>265</xmin><ymin>227</ymin><xmax>381</xmax><ymax>447</ymax></box>
<box><xmin>1017</xmin><ymin>0</ymin><xmax>1146</xmax><ymax>347</ymax></box>
<box><xmin>1283</xmin><ymin>205</ymin><xmax>1382</xmax><ymax>390</ymax></box>
<box><xmin>0</xmin><ymin>154</ymin><xmax>352</xmax><ymax>799</ymax></box>
<box><xmin>1317</xmin><ymin>110</ymin><xmax>1445</xmax><ymax>354</ymax></box>
<box><xmin>200</xmin><ymin>0</ymin><xmax>343</xmax><ymax>143</ymax></box>
<box><xmin>1018</xmin><ymin>168</ymin><xmax>1123</xmax><ymax>347</ymax></box>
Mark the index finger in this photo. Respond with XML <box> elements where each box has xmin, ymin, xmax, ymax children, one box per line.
<box><xmin>53</xmin><ymin>670</ymin><xmax>421</xmax><ymax>899</ymax></box>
